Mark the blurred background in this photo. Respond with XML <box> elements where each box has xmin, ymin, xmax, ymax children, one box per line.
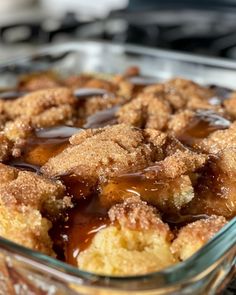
<box><xmin>2</xmin><ymin>0</ymin><xmax>236</xmax><ymax>60</ymax></box>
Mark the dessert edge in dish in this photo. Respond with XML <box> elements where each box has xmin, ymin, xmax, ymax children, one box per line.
<box><xmin>0</xmin><ymin>41</ymin><xmax>235</xmax><ymax>294</ymax></box>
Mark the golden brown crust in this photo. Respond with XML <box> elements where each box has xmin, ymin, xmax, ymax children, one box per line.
<box><xmin>18</xmin><ymin>71</ymin><xmax>61</xmax><ymax>91</ymax></box>
<box><xmin>145</xmin><ymin>149</ymin><xmax>207</xmax><ymax>179</ymax></box>
<box><xmin>197</xmin><ymin>122</ymin><xmax>236</xmax><ymax>154</ymax></box>
<box><xmin>117</xmin><ymin>92</ymin><xmax>171</xmax><ymax>130</ymax></box>
<box><xmin>41</xmin><ymin>124</ymin><xmax>165</xmax><ymax>183</ymax></box>
<box><xmin>108</xmin><ymin>196</ymin><xmax>167</xmax><ymax>231</ymax></box>
<box><xmin>78</xmin><ymin>95</ymin><xmax>127</xmax><ymax>118</ymax></box>
<box><xmin>183</xmin><ymin>148</ymin><xmax>236</xmax><ymax>218</ymax></box>
<box><xmin>0</xmin><ymin>163</ymin><xmax>71</xmax><ymax>218</ymax></box>
<box><xmin>171</xmin><ymin>216</ymin><xmax>227</xmax><ymax>260</ymax></box>
<box><xmin>144</xmin><ymin>78</ymin><xmax>214</xmax><ymax>110</ymax></box>
<box><xmin>3</xmin><ymin>88</ymin><xmax>76</xmax><ymax>128</ymax></box>
<box><xmin>224</xmin><ymin>91</ymin><xmax>236</xmax><ymax>119</ymax></box>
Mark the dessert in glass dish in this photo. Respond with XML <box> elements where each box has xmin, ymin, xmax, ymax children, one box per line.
<box><xmin>0</xmin><ymin>64</ymin><xmax>235</xmax><ymax>278</ymax></box>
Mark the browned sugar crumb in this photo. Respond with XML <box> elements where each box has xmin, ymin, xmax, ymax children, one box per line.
<box><xmin>2</xmin><ymin>88</ymin><xmax>76</xmax><ymax>128</ymax></box>
<box><xmin>117</xmin><ymin>92</ymin><xmax>171</xmax><ymax>130</ymax></box>
<box><xmin>4</xmin><ymin>117</ymin><xmax>33</xmax><ymax>143</ymax></box>
<box><xmin>0</xmin><ymin>118</ymin><xmax>33</xmax><ymax>160</ymax></box>
<box><xmin>65</xmin><ymin>74</ymin><xmax>118</xmax><ymax>92</ymax></box>
<box><xmin>0</xmin><ymin>163</ymin><xmax>71</xmax><ymax>219</ymax></box>
<box><xmin>78</xmin><ymin>95</ymin><xmax>127</xmax><ymax>118</ymax></box>
<box><xmin>145</xmin><ymin>148</ymin><xmax>207</xmax><ymax>179</ymax></box>
<box><xmin>111</xmin><ymin>75</ymin><xmax>135</xmax><ymax>98</ymax></box>
<box><xmin>123</xmin><ymin>66</ymin><xmax>140</xmax><ymax>77</ymax></box>
<box><xmin>65</xmin><ymin>74</ymin><xmax>133</xmax><ymax>99</ymax></box>
<box><xmin>197</xmin><ymin>121</ymin><xmax>236</xmax><ymax>153</ymax></box>
<box><xmin>18</xmin><ymin>71</ymin><xmax>61</xmax><ymax>91</ymax></box>
<box><xmin>184</xmin><ymin>148</ymin><xmax>236</xmax><ymax>218</ymax></box>
<box><xmin>224</xmin><ymin>91</ymin><xmax>236</xmax><ymax>119</ymax></box>
<box><xmin>108</xmin><ymin>196</ymin><xmax>170</xmax><ymax>232</ymax></box>
<box><xmin>41</xmin><ymin>124</ymin><xmax>166</xmax><ymax>184</ymax></box>
<box><xmin>167</xmin><ymin>110</ymin><xmax>195</xmax><ymax>135</ymax></box>
<box><xmin>0</xmin><ymin>133</ymin><xmax>12</xmax><ymax>161</ymax></box>
<box><xmin>144</xmin><ymin>78</ymin><xmax>214</xmax><ymax>110</ymax></box>
<box><xmin>171</xmin><ymin>216</ymin><xmax>227</xmax><ymax>260</ymax></box>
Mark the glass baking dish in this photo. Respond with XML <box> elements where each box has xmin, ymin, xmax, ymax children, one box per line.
<box><xmin>0</xmin><ymin>41</ymin><xmax>235</xmax><ymax>295</ymax></box>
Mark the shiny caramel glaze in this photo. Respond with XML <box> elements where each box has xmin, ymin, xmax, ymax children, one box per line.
<box><xmin>183</xmin><ymin>156</ymin><xmax>236</xmax><ymax>218</ymax></box>
<box><xmin>51</xmin><ymin>193</ymin><xmax>109</xmax><ymax>266</ymax></box>
<box><xmin>84</xmin><ymin>105</ymin><xmax>119</xmax><ymax>128</ymax></box>
<box><xmin>18</xmin><ymin>126</ymin><xmax>81</xmax><ymax>167</ymax></box>
<box><xmin>177</xmin><ymin>110</ymin><xmax>230</xmax><ymax>147</ymax></box>
<box><xmin>129</xmin><ymin>75</ymin><xmax>160</xmax><ymax>96</ymax></box>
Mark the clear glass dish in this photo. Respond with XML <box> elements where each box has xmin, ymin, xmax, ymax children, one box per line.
<box><xmin>0</xmin><ymin>41</ymin><xmax>235</xmax><ymax>295</ymax></box>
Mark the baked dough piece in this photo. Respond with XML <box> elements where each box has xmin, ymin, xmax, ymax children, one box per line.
<box><xmin>77</xmin><ymin>197</ymin><xmax>177</xmax><ymax>275</ymax></box>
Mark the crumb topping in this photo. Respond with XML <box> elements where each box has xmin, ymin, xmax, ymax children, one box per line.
<box><xmin>0</xmin><ymin>69</ymin><xmax>233</xmax><ymax>276</ymax></box>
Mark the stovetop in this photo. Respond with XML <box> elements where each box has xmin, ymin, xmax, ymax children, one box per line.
<box><xmin>1</xmin><ymin>5</ymin><xmax>236</xmax><ymax>60</ymax></box>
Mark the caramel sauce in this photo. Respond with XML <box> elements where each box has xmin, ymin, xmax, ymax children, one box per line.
<box><xmin>177</xmin><ymin>110</ymin><xmax>230</xmax><ymax>147</ymax></box>
<box><xmin>0</xmin><ymin>90</ymin><xmax>26</xmax><ymax>100</ymax></box>
<box><xmin>51</xmin><ymin>195</ymin><xmax>109</xmax><ymax>266</ymax></box>
<box><xmin>74</xmin><ymin>88</ymin><xmax>109</xmax><ymax>99</ymax></box>
<box><xmin>184</xmin><ymin>158</ymin><xmax>236</xmax><ymax>218</ymax></box>
<box><xmin>21</xmin><ymin>126</ymin><xmax>81</xmax><ymax>167</ymax></box>
<box><xmin>209</xmin><ymin>84</ymin><xmax>232</xmax><ymax>104</ymax></box>
<box><xmin>101</xmin><ymin>169</ymin><xmax>209</xmax><ymax>226</ymax></box>
<box><xmin>60</xmin><ymin>174</ymin><xmax>93</xmax><ymax>200</ymax></box>
<box><xmin>129</xmin><ymin>75</ymin><xmax>159</xmax><ymax>95</ymax></box>
<box><xmin>9</xmin><ymin>161</ymin><xmax>41</xmax><ymax>174</ymax></box>
<box><xmin>7</xmin><ymin>123</ymin><xmax>110</xmax><ymax>264</ymax></box>
<box><xmin>65</xmin><ymin>208</ymin><xmax>108</xmax><ymax>266</ymax></box>
<box><xmin>102</xmin><ymin>168</ymin><xmax>183</xmax><ymax>213</ymax></box>
<box><xmin>84</xmin><ymin>105</ymin><xmax>119</xmax><ymax>128</ymax></box>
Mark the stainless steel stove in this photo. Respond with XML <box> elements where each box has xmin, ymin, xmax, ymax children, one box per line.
<box><xmin>1</xmin><ymin>2</ymin><xmax>236</xmax><ymax>60</ymax></box>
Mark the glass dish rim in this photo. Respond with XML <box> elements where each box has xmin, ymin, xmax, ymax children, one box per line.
<box><xmin>2</xmin><ymin>40</ymin><xmax>236</xmax><ymax>70</ymax></box>
<box><xmin>0</xmin><ymin>40</ymin><xmax>236</xmax><ymax>290</ymax></box>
